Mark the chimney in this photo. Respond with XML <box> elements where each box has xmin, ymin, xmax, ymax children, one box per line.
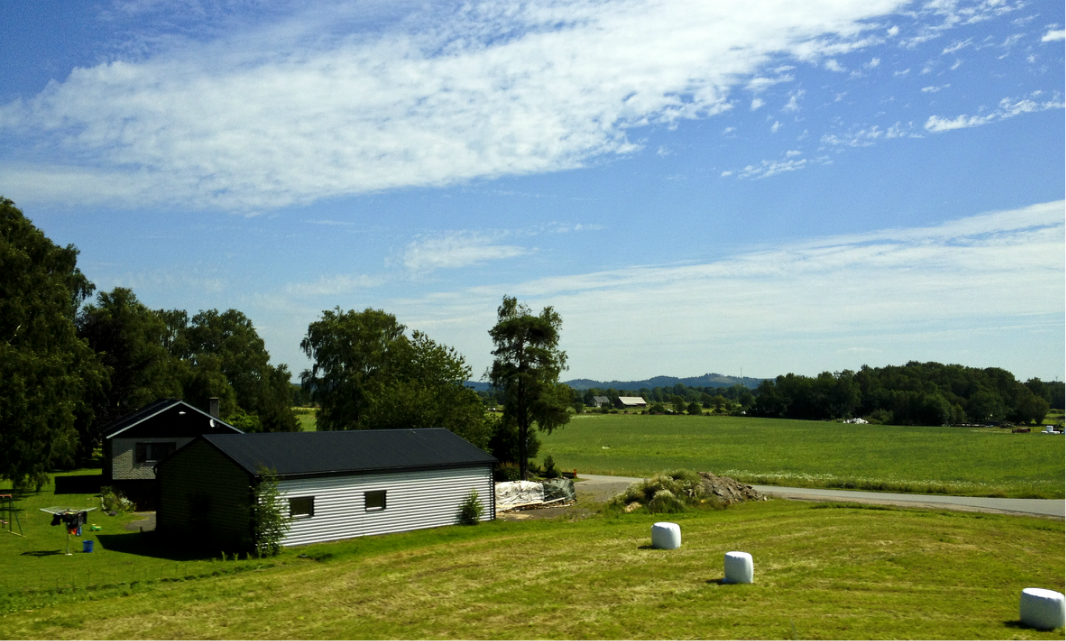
<box><xmin>209</xmin><ymin>397</ymin><xmax>220</xmax><ymax>419</ymax></box>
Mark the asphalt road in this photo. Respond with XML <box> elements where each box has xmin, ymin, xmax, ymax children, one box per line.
<box><xmin>576</xmin><ymin>474</ymin><xmax>1064</xmax><ymax>518</ymax></box>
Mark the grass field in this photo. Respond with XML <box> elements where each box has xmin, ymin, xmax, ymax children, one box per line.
<box><xmin>0</xmin><ymin>468</ymin><xmax>1062</xmax><ymax>639</ymax></box>
<box><xmin>537</xmin><ymin>414</ymin><xmax>1066</xmax><ymax>499</ymax></box>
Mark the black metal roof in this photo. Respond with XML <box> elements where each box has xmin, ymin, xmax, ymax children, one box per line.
<box><xmin>199</xmin><ymin>429</ymin><xmax>497</xmax><ymax>479</ymax></box>
<box><xmin>101</xmin><ymin>399</ymin><xmax>240</xmax><ymax>439</ymax></box>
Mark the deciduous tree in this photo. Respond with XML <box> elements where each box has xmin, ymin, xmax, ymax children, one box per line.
<box><xmin>300</xmin><ymin>308</ymin><xmax>490</xmax><ymax>447</ymax></box>
<box><xmin>0</xmin><ymin>199</ymin><xmax>105</xmax><ymax>488</ymax></box>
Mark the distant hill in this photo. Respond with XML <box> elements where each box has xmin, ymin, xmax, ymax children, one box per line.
<box><xmin>564</xmin><ymin>373</ymin><xmax>765</xmax><ymax>391</ymax></box>
<box><xmin>465</xmin><ymin>373</ymin><xmax>765</xmax><ymax>392</ymax></box>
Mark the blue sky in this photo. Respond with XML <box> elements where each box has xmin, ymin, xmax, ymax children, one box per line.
<box><xmin>1</xmin><ymin>0</ymin><xmax>1063</xmax><ymax>383</ymax></box>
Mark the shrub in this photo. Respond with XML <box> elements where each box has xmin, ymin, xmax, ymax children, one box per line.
<box><xmin>252</xmin><ymin>466</ymin><xmax>290</xmax><ymax>557</ymax></box>
<box><xmin>99</xmin><ymin>486</ymin><xmax>135</xmax><ymax>514</ymax></box>
<box><xmin>542</xmin><ymin>455</ymin><xmax>559</xmax><ymax>479</ymax></box>
<box><xmin>457</xmin><ymin>490</ymin><xmax>484</xmax><ymax>525</ymax></box>
<box><xmin>494</xmin><ymin>462</ymin><xmax>521</xmax><ymax>482</ymax></box>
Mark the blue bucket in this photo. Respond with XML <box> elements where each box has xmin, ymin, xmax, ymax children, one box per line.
<box><xmin>82</xmin><ymin>540</ymin><xmax>94</xmax><ymax>553</ymax></box>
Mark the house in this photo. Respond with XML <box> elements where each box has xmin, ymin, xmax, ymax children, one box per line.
<box><xmin>101</xmin><ymin>398</ymin><xmax>242</xmax><ymax>509</ymax></box>
<box><xmin>614</xmin><ymin>396</ymin><xmax>648</xmax><ymax>409</ymax></box>
<box><xmin>156</xmin><ymin>428</ymin><xmax>497</xmax><ymax>550</ymax></box>
<box><xmin>591</xmin><ymin>396</ymin><xmax>611</xmax><ymax>408</ymax></box>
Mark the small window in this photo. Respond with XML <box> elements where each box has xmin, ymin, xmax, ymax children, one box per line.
<box><xmin>289</xmin><ymin>497</ymin><xmax>314</xmax><ymax>519</ymax></box>
<box><xmin>137</xmin><ymin>442</ymin><xmax>176</xmax><ymax>464</ymax></box>
<box><xmin>365</xmin><ymin>490</ymin><xmax>386</xmax><ymax>511</ymax></box>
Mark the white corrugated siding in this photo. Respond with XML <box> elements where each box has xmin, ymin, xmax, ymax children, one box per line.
<box><xmin>276</xmin><ymin>465</ymin><xmax>494</xmax><ymax>547</ymax></box>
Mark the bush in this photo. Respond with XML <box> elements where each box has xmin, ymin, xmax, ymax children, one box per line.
<box><xmin>99</xmin><ymin>486</ymin><xmax>135</xmax><ymax>514</ymax></box>
<box><xmin>252</xmin><ymin>466</ymin><xmax>290</xmax><ymax>557</ymax></box>
<box><xmin>542</xmin><ymin>455</ymin><xmax>559</xmax><ymax>479</ymax></box>
<box><xmin>457</xmin><ymin>490</ymin><xmax>484</xmax><ymax>525</ymax></box>
<box><xmin>494</xmin><ymin>462</ymin><xmax>521</xmax><ymax>482</ymax></box>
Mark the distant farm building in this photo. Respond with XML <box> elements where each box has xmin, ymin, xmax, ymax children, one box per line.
<box><xmin>614</xmin><ymin>397</ymin><xmax>647</xmax><ymax>409</ymax></box>
<box><xmin>156</xmin><ymin>428</ymin><xmax>496</xmax><ymax>550</ymax></box>
<box><xmin>591</xmin><ymin>396</ymin><xmax>611</xmax><ymax>408</ymax></box>
<box><xmin>100</xmin><ymin>398</ymin><xmax>241</xmax><ymax>509</ymax></box>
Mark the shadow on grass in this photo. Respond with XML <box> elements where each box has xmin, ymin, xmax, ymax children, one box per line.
<box><xmin>1002</xmin><ymin>620</ymin><xmax>1062</xmax><ymax>632</ymax></box>
<box><xmin>20</xmin><ymin>550</ymin><xmax>66</xmax><ymax>557</ymax></box>
<box><xmin>54</xmin><ymin>474</ymin><xmax>102</xmax><ymax>495</ymax></box>
<box><xmin>95</xmin><ymin>532</ymin><xmax>227</xmax><ymax>562</ymax></box>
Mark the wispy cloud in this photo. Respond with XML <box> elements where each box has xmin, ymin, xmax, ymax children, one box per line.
<box><xmin>737</xmin><ymin>156</ymin><xmax>808</xmax><ymax>179</ymax></box>
<box><xmin>284</xmin><ymin>273</ymin><xmax>388</xmax><ymax>298</ymax></box>
<box><xmin>821</xmin><ymin>122</ymin><xmax>918</xmax><ymax>147</ymax></box>
<box><xmin>388</xmin><ymin>201</ymin><xmax>1064</xmax><ymax>378</ymax></box>
<box><xmin>1042</xmin><ymin>29</ymin><xmax>1066</xmax><ymax>42</ymax></box>
<box><xmin>0</xmin><ymin>0</ymin><xmax>913</xmax><ymax>212</ymax></box>
<box><xmin>401</xmin><ymin>231</ymin><xmax>531</xmax><ymax>275</ymax></box>
<box><xmin>925</xmin><ymin>92</ymin><xmax>1065</xmax><ymax>132</ymax></box>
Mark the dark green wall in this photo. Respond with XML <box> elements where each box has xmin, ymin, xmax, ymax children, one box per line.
<box><xmin>157</xmin><ymin>439</ymin><xmax>253</xmax><ymax>551</ymax></box>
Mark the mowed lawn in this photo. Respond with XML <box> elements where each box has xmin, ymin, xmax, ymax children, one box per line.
<box><xmin>2</xmin><ymin>469</ymin><xmax>1063</xmax><ymax>639</ymax></box>
<box><xmin>538</xmin><ymin>414</ymin><xmax>1065</xmax><ymax>498</ymax></box>
<box><xmin>1</xmin><ymin>497</ymin><xmax>1062</xmax><ymax>639</ymax></box>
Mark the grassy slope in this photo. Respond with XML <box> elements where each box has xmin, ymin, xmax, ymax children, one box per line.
<box><xmin>0</xmin><ymin>484</ymin><xmax>1062</xmax><ymax>640</ymax></box>
<box><xmin>538</xmin><ymin>414</ymin><xmax>1066</xmax><ymax>498</ymax></box>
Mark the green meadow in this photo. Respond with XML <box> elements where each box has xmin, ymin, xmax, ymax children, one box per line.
<box><xmin>538</xmin><ymin>414</ymin><xmax>1065</xmax><ymax>499</ymax></box>
<box><xmin>0</xmin><ymin>469</ymin><xmax>1063</xmax><ymax>639</ymax></box>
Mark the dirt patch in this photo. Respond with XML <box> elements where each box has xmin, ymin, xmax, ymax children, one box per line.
<box><xmin>697</xmin><ymin>472</ymin><xmax>764</xmax><ymax>505</ymax></box>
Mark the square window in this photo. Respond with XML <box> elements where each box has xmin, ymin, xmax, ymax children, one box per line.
<box><xmin>137</xmin><ymin>442</ymin><xmax>176</xmax><ymax>463</ymax></box>
<box><xmin>365</xmin><ymin>490</ymin><xmax>386</xmax><ymax>511</ymax></box>
<box><xmin>289</xmin><ymin>497</ymin><xmax>314</xmax><ymax>519</ymax></box>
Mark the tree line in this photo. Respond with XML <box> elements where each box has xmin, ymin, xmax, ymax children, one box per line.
<box><xmin>1</xmin><ymin>198</ymin><xmax>300</xmax><ymax>488</ymax></box>
<box><xmin>3</xmin><ymin>196</ymin><xmax>1060</xmax><ymax>488</ymax></box>
<box><xmin>574</xmin><ymin>383</ymin><xmax>755</xmax><ymax>414</ymax></box>
<box><xmin>2</xmin><ymin>198</ymin><xmax>571</xmax><ymax>486</ymax></box>
<box><xmin>750</xmin><ymin>362</ymin><xmax>1062</xmax><ymax>425</ymax></box>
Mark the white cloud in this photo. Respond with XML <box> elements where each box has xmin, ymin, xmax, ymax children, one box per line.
<box><xmin>0</xmin><ymin>0</ymin><xmax>910</xmax><ymax>212</ymax></box>
<box><xmin>782</xmin><ymin>89</ymin><xmax>805</xmax><ymax>112</ymax></box>
<box><xmin>284</xmin><ymin>273</ymin><xmax>388</xmax><ymax>297</ymax></box>
<box><xmin>921</xmin><ymin>84</ymin><xmax>950</xmax><ymax>92</ymax></box>
<box><xmin>770</xmin><ymin>120</ymin><xmax>783</xmax><ymax>133</ymax></box>
<box><xmin>825</xmin><ymin>58</ymin><xmax>846</xmax><ymax>72</ymax></box>
<box><xmin>925</xmin><ymin>91</ymin><xmax>1065</xmax><ymax>132</ymax></box>
<box><xmin>750</xmin><ymin>98</ymin><xmax>765</xmax><ymax>111</ymax></box>
<box><xmin>942</xmin><ymin>38</ymin><xmax>971</xmax><ymax>54</ymax></box>
<box><xmin>865</xmin><ymin>57</ymin><xmax>881</xmax><ymax>68</ymax></box>
<box><xmin>387</xmin><ymin>201</ymin><xmax>1064</xmax><ymax>380</ymax></box>
<box><xmin>924</xmin><ymin>113</ymin><xmax>996</xmax><ymax>131</ymax></box>
<box><xmin>401</xmin><ymin>231</ymin><xmax>531</xmax><ymax>274</ymax></box>
<box><xmin>738</xmin><ymin>156</ymin><xmax>806</xmax><ymax>178</ymax></box>
<box><xmin>1042</xmin><ymin>29</ymin><xmax>1065</xmax><ymax>41</ymax></box>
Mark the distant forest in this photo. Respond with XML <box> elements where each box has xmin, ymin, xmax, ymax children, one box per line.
<box><xmin>472</xmin><ymin>361</ymin><xmax>1063</xmax><ymax>426</ymax></box>
<box><xmin>750</xmin><ymin>362</ymin><xmax>1062</xmax><ymax>426</ymax></box>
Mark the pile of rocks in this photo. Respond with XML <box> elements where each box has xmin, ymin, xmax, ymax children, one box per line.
<box><xmin>697</xmin><ymin>472</ymin><xmax>763</xmax><ymax>505</ymax></box>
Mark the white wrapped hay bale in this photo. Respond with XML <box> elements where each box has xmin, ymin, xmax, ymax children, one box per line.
<box><xmin>724</xmin><ymin>551</ymin><xmax>754</xmax><ymax>584</ymax></box>
<box><xmin>1020</xmin><ymin>588</ymin><xmax>1065</xmax><ymax>630</ymax></box>
<box><xmin>651</xmin><ymin>522</ymin><xmax>681</xmax><ymax>549</ymax></box>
